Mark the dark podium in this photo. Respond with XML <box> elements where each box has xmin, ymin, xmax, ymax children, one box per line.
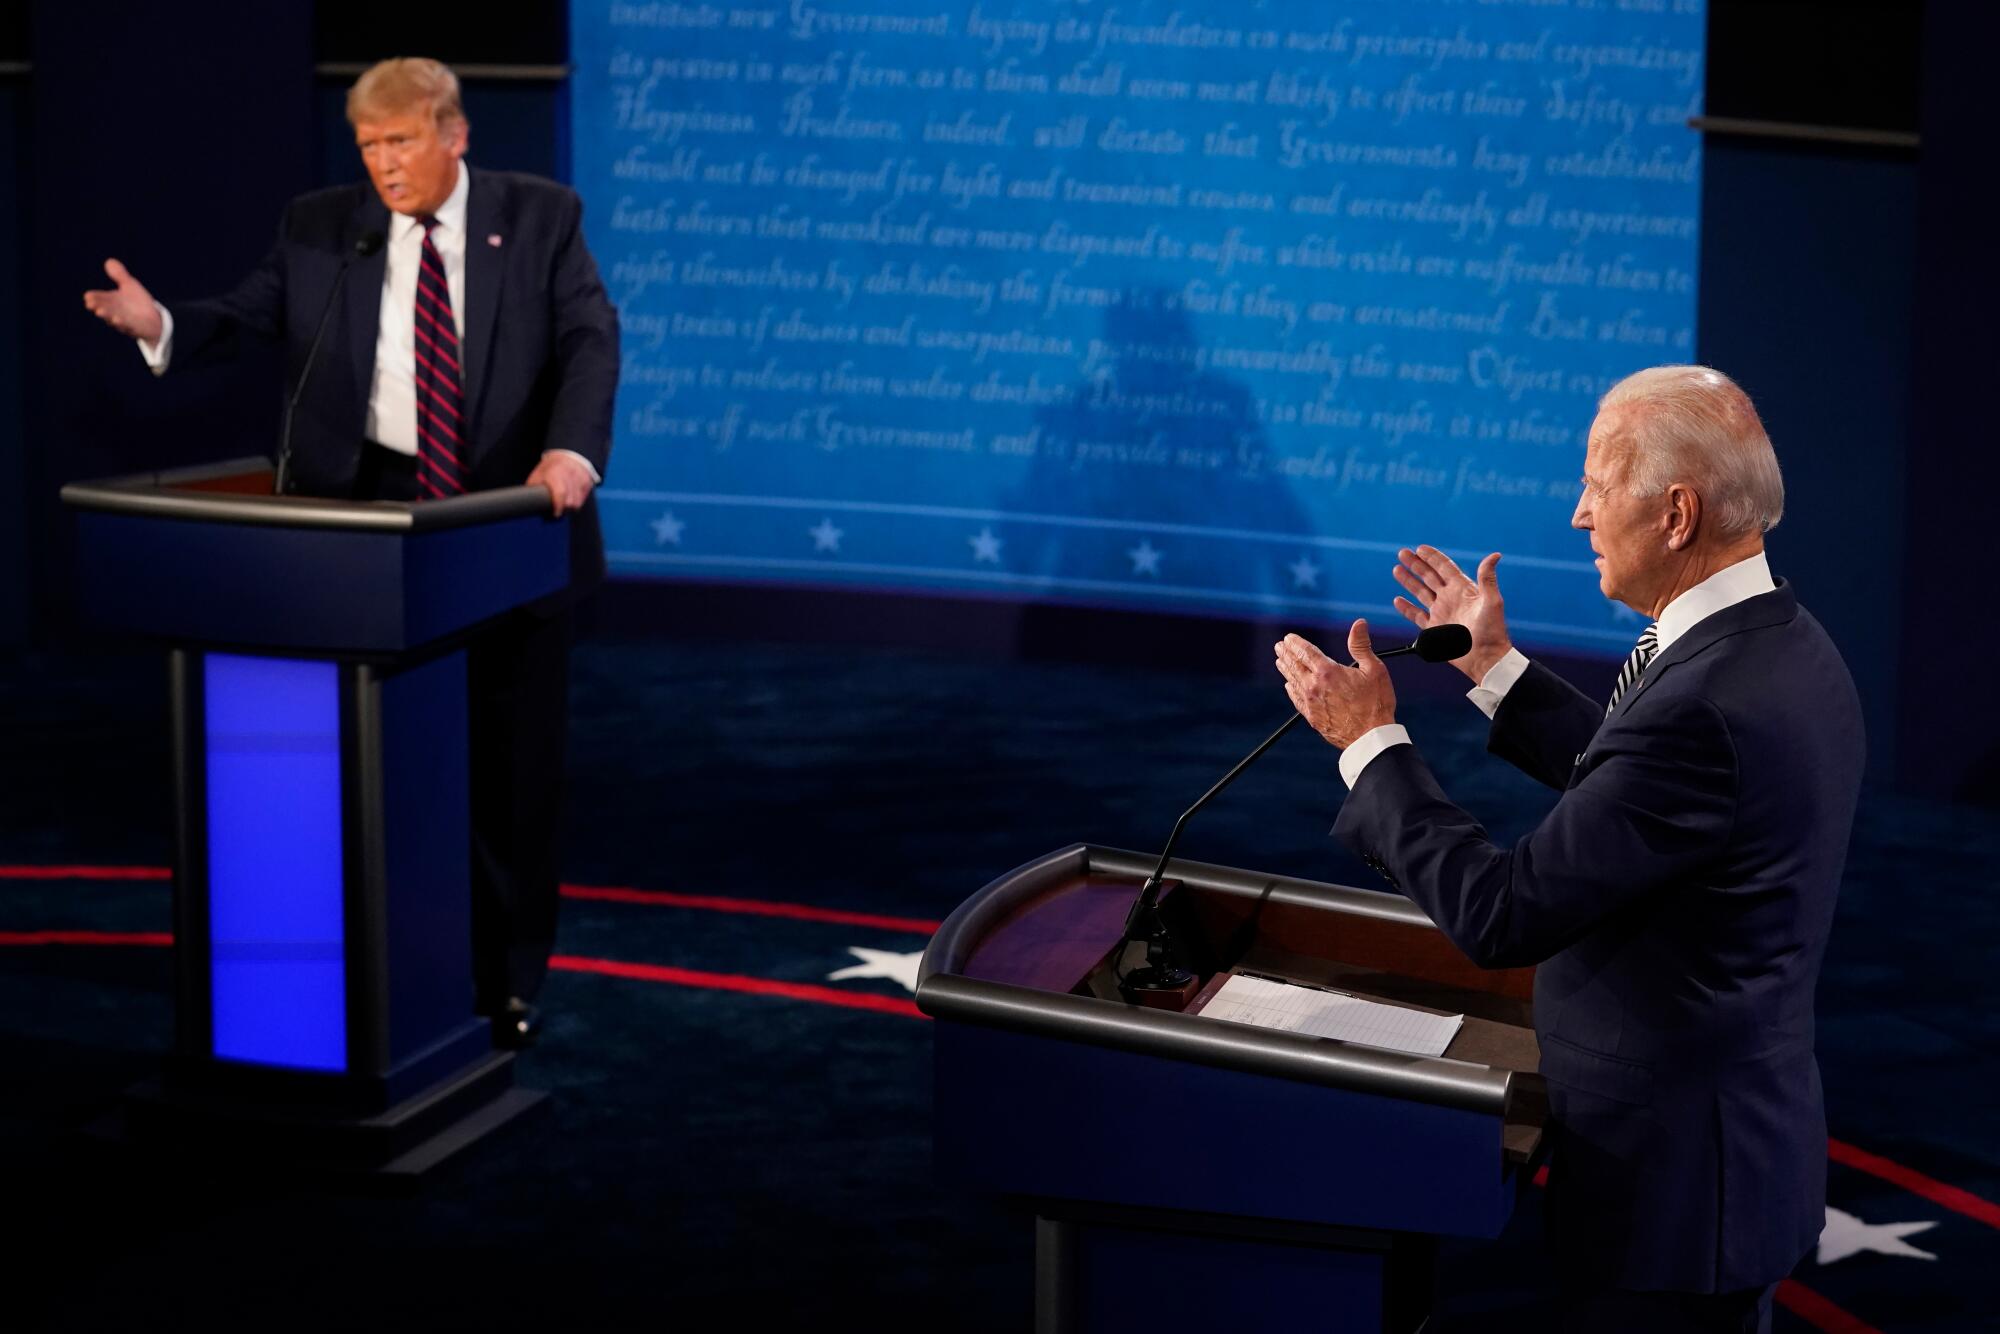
<box><xmin>918</xmin><ymin>844</ymin><xmax>1545</xmax><ymax>1333</ymax></box>
<box><xmin>61</xmin><ymin>458</ymin><xmax>568</xmax><ymax>1177</ymax></box>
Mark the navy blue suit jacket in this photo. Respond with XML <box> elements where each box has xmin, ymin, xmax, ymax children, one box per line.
<box><xmin>1334</xmin><ymin>581</ymin><xmax>1862</xmax><ymax>1293</ymax></box>
<box><xmin>168</xmin><ymin>166</ymin><xmax>619</xmax><ymax>591</ymax></box>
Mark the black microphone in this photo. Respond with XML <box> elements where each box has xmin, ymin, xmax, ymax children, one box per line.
<box><xmin>1115</xmin><ymin>621</ymin><xmax>1473</xmax><ymax>999</ymax></box>
<box><xmin>275</xmin><ymin>229</ymin><xmax>385</xmax><ymax>495</ymax></box>
<box><xmin>1380</xmin><ymin>621</ymin><xmax>1472</xmax><ymax>663</ymax></box>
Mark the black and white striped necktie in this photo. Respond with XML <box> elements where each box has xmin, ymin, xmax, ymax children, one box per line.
<box><xmin>1605</xmin><ymin>622</ymin><xmax>1660</xmax><ymax>715</ymax></box>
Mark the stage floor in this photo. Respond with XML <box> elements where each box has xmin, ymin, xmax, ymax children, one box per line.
<box><xmin>3</xmin><ymin>636</ymin><xmax>1995</xmax><ymax>1331</ymax></box>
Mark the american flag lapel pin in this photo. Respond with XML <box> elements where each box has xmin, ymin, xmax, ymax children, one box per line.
<box><xmin>487</xmin><ymin>233</ymin><xmax>503</xmax><ymax>247</ymax></box>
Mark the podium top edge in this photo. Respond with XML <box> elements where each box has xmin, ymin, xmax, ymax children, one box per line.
<box><xmin>923</xmin><ymin>844</ymin><xmax>1433</xmax><ymax>982</ymax></box>
<box><xmin>61</xmin><ymin>458</ymin><xmax>558</xmax><ymax>532</ymax></box>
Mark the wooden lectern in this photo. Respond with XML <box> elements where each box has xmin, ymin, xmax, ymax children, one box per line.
<box><xmin>919</xmin><ymin>844</ymin><xmax>1545</xmax><ymax>1333</ymax></box>
<box><xmin>61</xmin><ymin>458</ymin><xmax>567</xmax><ymax>1177</ymax></box>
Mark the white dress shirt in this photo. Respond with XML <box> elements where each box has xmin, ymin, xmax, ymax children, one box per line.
<box><xmin>141</xmin><ymin>161</ymin><xmax>597</xmax><ymax>481</ymax></box>
<box><xmin>366</xmin><ymin>162</ymin><xmax>471</xmax><ymax>455</ymax></box>
<box><xmin>1337</xmin><ymin>551</ymin><xmax>1778</xmax><ymax>789</ymax></box>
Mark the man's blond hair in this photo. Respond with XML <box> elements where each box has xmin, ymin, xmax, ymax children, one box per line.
<box><xmin>346</xmin><ymin>57</ymin><xmax>465</xmax><ymax>129</ymax></box>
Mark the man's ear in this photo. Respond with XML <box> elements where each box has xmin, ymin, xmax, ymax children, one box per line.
<box><xmin>1664</xmin><ymin>483</ymin><xmax>1701</xmax><ymax>551</ymax></box>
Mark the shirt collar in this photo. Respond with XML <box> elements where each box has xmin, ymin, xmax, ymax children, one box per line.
<box><xmin>394</xmin><ymin>161</ymin><xmax>470</xmax><ymax>243</ymax></box>
<box><xmin>1654</xmin><ymin>550</ymin><xmax>1775</xmax><ymax>653</ymax></box>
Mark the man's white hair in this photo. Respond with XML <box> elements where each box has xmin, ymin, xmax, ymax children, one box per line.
<box><xmin>1598</xmin><ymin>364</ymin><xmax>1784</xmax><ymax>536</ymax></box>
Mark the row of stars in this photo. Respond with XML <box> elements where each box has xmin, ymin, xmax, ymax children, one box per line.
<box><xmin>648</xmin><ymin>510</ymin><xmax>1331</xmax><ymax>587</ymax></box>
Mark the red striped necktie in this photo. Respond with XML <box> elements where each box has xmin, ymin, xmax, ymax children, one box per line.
<box><xmin>411</xmin><ymin>215</ymin><xmax>469</xmax><ymax>498</ymax></box>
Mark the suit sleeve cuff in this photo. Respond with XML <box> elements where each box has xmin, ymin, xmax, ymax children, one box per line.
<box><xmin>1466</xmin><ymin>647</ymin><xmax>1531</xmax><ymax>720</ymax></box>
<box><xmin>544</xmin><ymin>448</ymin><xmax>601</xmax><ymax>485</ymax></box>
<box><xmin>1338</xmin><ymin>724</ymin><xmax>1411</xmax><ymax>790</ymax></box>
<box><xmin>139</xmin><ymin>303</ymin><xmax>173</xmax><ymax>374</ymax></box>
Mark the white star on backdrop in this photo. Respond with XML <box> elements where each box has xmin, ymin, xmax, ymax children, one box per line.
<box><xmin>827</xmin><ymin>947</ymin><xmax>924</xmax><ymax>993</ymax></box>
<box><xmin>650</xmin><ymin>511</ymin><xmax>685</xmax><ymax>546</ymax></box>
<box><xmin>1127</xmin><ymin>540</ymin><xmax>1163</xmax><ymax>576</ymax></box>
<box><xmin>1289</xmin><ymin>555</ymin><xmax>1321</xmax><ymax>590</ymax></box>
<box><xmin>968</xmin><ymin>527</ymin><xmax>1003</xmax><ymax>564</ymax></box>
<box><xmin>1817</xmin><ymin>1206</ymin><xmax>1938</xmax><ymax>1265</ymax></box>
<box><xmin>809</xmin><ymin>518</ymin><xmax>845</xmax><ymax>553</ymax></box>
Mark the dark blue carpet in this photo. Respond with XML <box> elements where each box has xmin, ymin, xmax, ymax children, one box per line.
<box><xmin>3</xmin><ymin>631</ymin><xmax>1997</xmax><ymax>1331</ymax></box>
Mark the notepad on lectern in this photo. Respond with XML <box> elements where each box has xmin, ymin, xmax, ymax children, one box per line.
<box><xmin>1201</xmin><ymin>973</ymin><xmax>1463</xmax><ymax>1058</ymax></box>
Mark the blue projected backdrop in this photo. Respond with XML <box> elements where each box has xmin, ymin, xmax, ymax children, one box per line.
<box><xmin>571</xmin><ymin>0</ymin><xmax>1704</xmax><ymax>652</ymax></box>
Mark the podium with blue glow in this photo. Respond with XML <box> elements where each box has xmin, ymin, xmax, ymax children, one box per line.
<box><xmin>919</xmin><ymin>846</ymin><xmax>1547</xmax><ymax>1332</ymax></box>
<box><xmin>62</xmin><ymin>458</ymin><xmax>566</xmax><ymax>1176</ymax></box>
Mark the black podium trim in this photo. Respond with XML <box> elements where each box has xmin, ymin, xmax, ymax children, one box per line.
<box><xmin>167</xmin><ymin>648</ymin><xmax>212</xmax><ymax>1062</ymax></box>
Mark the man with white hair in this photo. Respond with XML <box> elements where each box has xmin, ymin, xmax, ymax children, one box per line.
<box><xmin>82</xmin><ymin>58</ymin><xmax>620</xmax><ymax>1049</ymax></box>
<box><xmin>1274</xmin><ymin>366</ymin><xmax>1863</xmax><ymax>1331</ymax></box>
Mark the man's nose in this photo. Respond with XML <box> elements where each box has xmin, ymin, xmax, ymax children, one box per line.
<box><xmin>1571</xmin><ymin>498</ymin><xmax>1590</xmax><ymax>529</ymax></box>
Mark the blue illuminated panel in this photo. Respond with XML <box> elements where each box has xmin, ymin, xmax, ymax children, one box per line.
<box><xmin>204</xmin><ymin>654</ymin><xmax>347</xmax><ymax>1071</ymax></box>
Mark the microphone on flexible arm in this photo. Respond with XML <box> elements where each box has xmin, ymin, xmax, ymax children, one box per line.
<box><xmin>1115</xmin><ymin>621</ymin><xmax>1474</xmax><ymax>1002</ymax></box>
<box><xmin>274</xmin><ymin>229</ymin><xmax>385</xmax><ymax>496</ymax></box>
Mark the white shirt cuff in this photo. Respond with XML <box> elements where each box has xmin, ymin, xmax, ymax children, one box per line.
<box><xmin>138</xmin><ymin>303</ymin><xmax>173</xmax><ymax>374</ymax></box>
<box><xmin>545</xmin><ymin>448</ymin><xmax>601</xmax><ymax>485</ymax></box>
<box><xmin>1338</xmin><ymin>724</ymin><xmax>1411</xmax><ymax>790</ymax></box>
<box><xmin>1466</xmin><ymin>647</ymin><xmax>1531</xmax><ymax>720</ymax></box>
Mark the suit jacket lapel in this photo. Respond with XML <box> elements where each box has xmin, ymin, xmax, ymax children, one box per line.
<box><xmin>1622</xmin><ymin>579</ymin><xmax>1798</xmax><ymax>713</ymax></box>
<box><xmin>461</xmin><ymin>166</ymin><xmax>505</xmax><ymax>443</ymax></box>
<box><xmin>343</xmin><ymin>192</ymin><xmax>390</xmax><ymax>417</ymax></box>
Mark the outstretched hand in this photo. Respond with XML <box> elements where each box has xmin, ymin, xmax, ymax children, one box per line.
<box><xmin>1391</xmin><ymin>545</ymin><xmax>1512</xmax><ymax>683</ymax></box>
<box><xmin>1274</xmin><ymin>620</ymin><xmax>1398</xmax><ymax>750</ymax></box>
<box><xmin>82</xmin><ymin>259</ymin><xmax>164</xmax><ymax>344</ymax></box>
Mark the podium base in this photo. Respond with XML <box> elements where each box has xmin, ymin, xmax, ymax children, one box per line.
<box><xmin>1034</xmin><ymin>1202</ymin><xmax>1435</xmax><ymax>1334</ymax></box>
<box><xmin>92</xmin><ymin>1050</ymin><xmax>547</xmax><ymax>1188</ymax></box>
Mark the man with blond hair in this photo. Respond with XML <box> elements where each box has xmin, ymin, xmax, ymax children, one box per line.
<box><xmin>83</xmin><ymin>57</ymin><xmax>620</xmax><ymax>1048</ymax></box>
<box><xmin>1274</xmin><ymin>366</ymin><xmax>1862</xmax><ymax>1331</ymax></box>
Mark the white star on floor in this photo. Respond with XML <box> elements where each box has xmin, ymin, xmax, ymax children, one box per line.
<box><xmin>1127</xmin><ymin>539</ymin><xmax>1163</xmax><ymax>576</ymax></box>
<box><xmin>809</xmin><ymin>518</ymin><xmax>845</xmax><ymax>553</ymax></box>
<box><xmin>1817</xmin><ymin>1206</ymin><xmax>1938</xmax><ymax>1265</ymax></box>
<box><xmin>968</xmin><ymin>527</ymin><xmax>1003</xmax><ymax>564</ymax></box>
<box><xmin>827</xmin><ymin>947</ymin><xmax>924</xmax><ymax>993</ymax></box>
<box><xmin>1289</xmin><ymin>555</ymin><xmax>1321</xmax><ymax>589</ymax></box>
<box><xmin>650</xmin><ymin>511</ymin><xmax>685</xmax><ymax>546</ymax></box>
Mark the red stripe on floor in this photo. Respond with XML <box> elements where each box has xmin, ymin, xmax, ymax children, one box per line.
<box><xmin>0</xmin><ymin>931</ymin><xmax>924</xmax><ymax>1016</ymax></box>
<box><xmin>1829</xmin><ymin>1135</ymin><xmax>2000</xmax><ymax>1231</ymax></box>
<box><xmin>0</xmin><ymin>866</ymin><xmax>942</xmax><ymax>936</ymax></box>
<box><xmin>0</xmin><ymin>865</ymin><xmax>169</xmax><ymax>881</ymax></box>
<box><xmin>1775</xmin><ymin>1279</ymin><xmax>1884</xmax><ymax>1334</ymax></box>
<box><xmin>558</xmin><ymin>883</ymin><xmax>940</xmax><ymax>935</ymax></box>
<box><xmin>0</xmin><ymin>929</ymin><xmax>173</xmax><ymax>946</ymax></box>
<box><xmin>549</xmin><ymin>954</ymin><xmax>926</xmax><ymax>1017</ymax></box>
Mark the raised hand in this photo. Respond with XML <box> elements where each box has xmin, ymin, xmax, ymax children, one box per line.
<box><xmin>1274</xmin><ymin>620</ymin><xmax>1398</xmax><ymax>750</ymax></box>
<box><xmin>82</xmin><ymin>259</ymin><xmax>164</xmax><ymax>344</ymax></box>
<box><xmin>1391</xmin><ymin>545</ymin><xmax>1512</xmax><ymax>683</ymax></box>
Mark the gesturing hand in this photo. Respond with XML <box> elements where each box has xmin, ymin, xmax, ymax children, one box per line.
<box><xmin>1391</xmin><ymin>545</ymin><xmax>1512</xmax><ymax>684</ymax></box>
<box><xmin>82</xmin><ymin>259</ymin><xmax>164</xmax><ymax>344</ymax></box>
<box><xmin>1273</xmin><ymin>621</ymin><xmax>1398</xmax><ymax>750</ymax></box>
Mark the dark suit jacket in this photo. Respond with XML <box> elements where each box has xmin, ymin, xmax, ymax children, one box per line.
<box><xmin>1334</xmin><ymin>581</ymin><xmax>1863</xmax><ymax>1293</ymax></box>
<box><xmin>168</xmin><ymin>166</ymin><xmax>619</xmax><ymax>591</ymax></box>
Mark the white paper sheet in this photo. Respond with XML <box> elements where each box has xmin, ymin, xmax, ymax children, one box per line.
<box><xmin>1200</xmin><ymin>973</ymin><xmax>1463</xmax><ymax>1058</ymax></box>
